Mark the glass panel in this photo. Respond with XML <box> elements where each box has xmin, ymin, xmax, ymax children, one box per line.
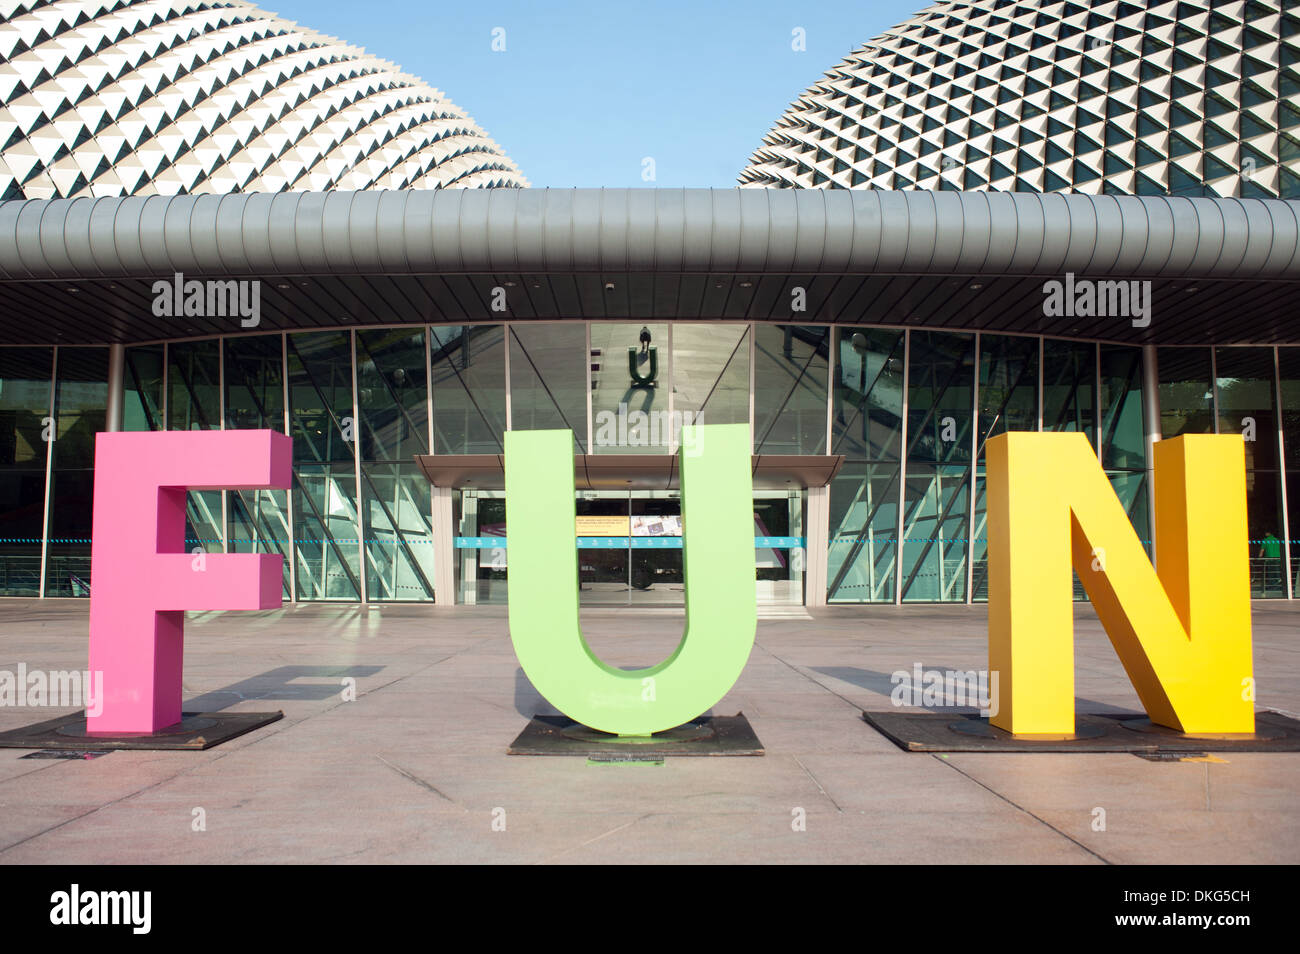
<box><xmin>754</xmin><ymin>491</ymin><xmax>803</xmax><ymax>606</ymax></box>
<box><xmin>1246</xmin><ymin>469</ymin><xmax>1285</xmax><ymax>598</ymax></box>
<box><xmin>356</xmin><ymin>328</ymin><xmax>429</xmax><ymax>460</ymax></box>
<box><xmin>430</xmin><ymin>325</ymin><xmax>505</xmax><ymax>454</ymax></box>
<box><xmin>184</xmin><ymin>489</ymin><xmax>223</xmax><ymax>557</ymax></box>
<box><xmin>907</xmin><ymin>331</ymin><xmax>975</xmax><ymax>465</ymax></box>
<box><xmin>976</xmin><ymin>334</ymin><xmax>1038</xmax><ymax>454</ymax></box>
<box><xmin>169</xmin><ymin>339</ymin><xmax>223</xmax><ymax>557</ymax></box>
<box><xmin>827</xmin><ymin>462</ymin><xmax>900</xmax><ymax>602</ymax></box>
<box><xmin>224</xmin><ymin>334</ymin><xmax>284</xmax><ymax>430</ymax></box>
<box><xmin>44</xmin><ymin>347</ymin><xmax>107</xmax><ymax>597</ymax></box>
<box><xmin>1043</xmin><ymin>339</ymin><xmax>1096</xmax><ymax>443</ymax></box>
<box><xmin>1216</xmin><ymin>347</ymin><xmax>1279</xmax><ymax>471</ymax></box>
<box><xmin>123</xmin><ymin>344</ymin><xmax>163</xmax><ymax>431</ymax></box>
<box><xmin>288</xmin><ymin>331</ymin><xmax>359</xmax><ymax>601</ymax></box>
<box><xmin>972</xmin><ymin>467</ymin><xmax>990</xmax><ymax>602</ymax></box>
<box><xmin>1099</xmin><ymin>344</ymin><xmax>1147</xmax><ymax>471</ymax></box>
<box><xmin>293</xmin><ymin>466</ymin><xmax>361</xmax><ymax>601</ymax></box>
<box><xmin>1156</xmin><ymin>346</ymin><xmax>1214</xmax><ymax>437</ymax></box>
<box><xmin>167</xmin><ymin>338</ymin><xmax>220</xmax><ymax>430</ymax></box>
<box><xmin>671</xmin><ymin>324</ymin><xmax>750</xmax><ymax>432</ymax></box>
<box><xmin>228</xmin><ymin>486</ymin><xmax>290</xmax><ymax>599</ymax></box>
<box><xmin>1280</xmin><ymin>348</ymin><xmax>1300</xmax><ymax>468</ymax></box>
<box><xmin>629</xmin><ymin>491</ymin><xmax>682</xmax><ymax>605</ymax></box>
<box><xmin>354</xmin><ymin>328</ymin><xmax>433</xmax><ymax>601</ymax></box>
<box><xmin>0</xmin><ymin>348</ymin><xmax>52</xmax><ymax>595</ymax></box>
<box><xmin>224</xmin><ymin>335</ymin><xmax>289</xmax><ymax>596</ymax></box>
<box><xmin>1288</xmin><ymin>471</ymin><xmax>1300</xmax><ymax>598</ymax></box>
<box><xmin>900</xmin><ymin>463</ymin><xmax>970</xmax><ymax>602</ymax></box>
<box><xmin>457</xmin><ymin>490</ymin><xmax>508</xmax><ymax>605</ymax></box>
<box><xmin>590</xmin><ymin>323</ymin><xmax>671</xmax><ymax>454</ymax></box>
<box><xmin>755</xmin><ymin>324</ymin><xmax>830</xmax><ymax>455</ymax></box>
<box><xmin>362</xmin><ymin>461</ymin><xmax>435</xmax><ymax>601</ymax></box>
<box><xmin>1107</xmin><ymin>469</ymin><xmax>1151</xmax><ymax>551</ymax></box>
<box><xmin>832</xmin><ymin>327</ymin><xmax>903</xmax><ymax>459</ymax></box>
<box><xmin>509</xmin><ymin>324</ymin><xmax>586</xmax><ymax>452</ymax></box>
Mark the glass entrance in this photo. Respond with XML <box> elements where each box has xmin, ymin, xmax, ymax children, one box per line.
<box><xmin>455</xmin><ymin>488</ymin><xmax>805</xmax><ymax>606</ymax></box>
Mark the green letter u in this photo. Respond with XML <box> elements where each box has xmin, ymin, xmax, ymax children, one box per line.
<box><xmin>503</xmin><ymin>423</ymin><xmax>757</xmax><ymax>736</ymax></box>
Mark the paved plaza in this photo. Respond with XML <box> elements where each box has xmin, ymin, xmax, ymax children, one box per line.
<box><xmin>0</xmin><ymin>598</ymin><xmax>1296</xmax><ymax>864</ymax></box>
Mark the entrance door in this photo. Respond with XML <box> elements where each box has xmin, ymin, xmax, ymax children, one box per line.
<box><xmin>455</xmin><ymin>488</ymin><xmax>805</xmax><ymax>607</ymax></box>
<box><xmin>575</xmin><ymin>490</ymin><xmax>683</xmax><ymax>606</ymax></box>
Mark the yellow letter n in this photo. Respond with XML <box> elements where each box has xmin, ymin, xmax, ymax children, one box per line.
<box><xmin>986</xmin><ymin>432</ymin><xmax>1254</xmax><ymax>736</ymax></box>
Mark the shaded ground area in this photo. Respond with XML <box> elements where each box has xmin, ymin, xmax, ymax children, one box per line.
<box><xmin>0</xmin><ymin>599</ymin><xmax>1296</xmax><ymax>864</ymax></box>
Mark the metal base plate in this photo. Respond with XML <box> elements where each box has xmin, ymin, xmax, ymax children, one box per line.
<box><xmin>862</xmin><ymin>709</ymin><xmax>1300</xmax><ymax>753</ymax></box>
<box><xmin>0</xmin><ymin>710</ymin><xmax>283</xmax><ymax>751</ymax></box>
<box><xmin>508</xmin><ymin>713</ymin><xmax>764</xmax><ymax>757</ymax></box>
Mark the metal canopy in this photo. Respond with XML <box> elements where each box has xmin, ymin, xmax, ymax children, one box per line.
<box><xmin>414</xmin><ymin>453</ymin><xmax>844</xmax><ymax>491</ymax></box>
<box><xmin>0</xmin><ymin>188</ymin><xmax>1297</xmax><ymax>345</ymax></box>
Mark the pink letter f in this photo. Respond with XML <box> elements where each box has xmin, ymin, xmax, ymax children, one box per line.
<box><xmin>87</xmin><ymin>430</ymin><xmax>292</xmax><ymax>735</ymax></box>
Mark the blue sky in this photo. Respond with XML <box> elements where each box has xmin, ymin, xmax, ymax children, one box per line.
<box><xmin>266</xmin><ymin>0</ymin><xmax>924</xmax><ymax>187</ymax></box>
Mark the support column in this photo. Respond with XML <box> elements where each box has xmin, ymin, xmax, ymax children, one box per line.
<box><xmin>106</xmin><ymin>343</ymin><xmax>126</xmax><ymax>432</ymax></box>
<box><xmin>804</xmin><ymin>484</ymin><xmax>829</xmax><ymax>607</ymax></box>
<box><xmin>1141</xmin><ymin>344</ymin><xmax>1161</xmax><ymax>563</ymax></box>
<box><xmin>432</xmin><ymin>485</ymin><xmax>455</xmax><ymax>605</ymax></box>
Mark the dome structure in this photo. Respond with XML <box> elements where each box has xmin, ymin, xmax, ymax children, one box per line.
<box><xmin>740</xmin><ymin>0</ymin><xmax>1299</xmax><ymax>199</ymax></box>
<box><xmin>0</xmin><ymin>0</ymin><xmax>528</xmax><ymax>199</ymax></box>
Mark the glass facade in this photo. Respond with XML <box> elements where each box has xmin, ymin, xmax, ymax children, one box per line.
<box><xmin>0</xmin><ymin>327</ymin><xmax>1297</xmax><ymax>604</ymax></box>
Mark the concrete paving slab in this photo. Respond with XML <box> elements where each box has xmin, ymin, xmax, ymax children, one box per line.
<box><xmin>0</xmin><ymin>597</ymin><xmax>1295</xmax><ymax>864</ymax></box>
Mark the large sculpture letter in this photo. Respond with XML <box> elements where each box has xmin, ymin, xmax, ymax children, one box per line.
<box><xmin>504</xmin><ymin>423</ymin><xmax>756</xmax><ymax>736</ymax></box>
<box><xmin>87</xmin><ymin>430</ymin><xmax>292</xmax><ymax>735</ymax></box>
<box><xmin>986</xmin><ymin>432</ymin><xmax>1254</xmax><ymax>736</ymax></box>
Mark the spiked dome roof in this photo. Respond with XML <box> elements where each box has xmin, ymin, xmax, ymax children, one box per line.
<box><xmin>740</xmin><ymin>0</ymin><xmax>1299</xmax><ymax>199</ymax></box>
<box><xmin>0</xmin><ymin>0</ymin><xmax>528</xmax><ymax>199</ymax></box>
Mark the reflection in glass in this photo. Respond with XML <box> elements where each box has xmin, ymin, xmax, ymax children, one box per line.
<box><xmin>356</xmin><ymin>329</ymin><xmax>434</xmax><ymax>600</ymax></box>
<box><xmin>362</xmin><ymin>462</ymin><xmax>434</xmax><ymax>601</ymax></box>
<box><xmin>828</xmin><ymin>462</ymin><xmax>899</xmax><ymax>602</ymax></box>
<box><xmin>832</xmin><ymin>327</ymin><xmax>902</xmax><ymax>459</ymax></box>
<box><xmin>430</xmin><ymin>325</ymin><xmax>505</xmax><ymax>454</ymax></box>
<box><xmin>1216</xmin><ymin>347</ymin><xmax>1279</xmax><ymax>471</ymax></box>
<box><xmin>1281</xmin><ymin>348</ymin><xmax>1300</xmax><ymax>468</ymax></box>
<box><xmin>44</xmin><ymin>347</ymin><xmax>107</xmax><ymax>597</ymax></box>
<box><xmin>755</xmin><ymin>325</ymin><xmax>829</xmax><ymax>455</ymax></box>
<box><xmin>356</xmin><ymin>328</ymin><xmax>428</xmax><ymax>460</ymax></box>
<box><xmin>225</xmin><ymin>334</ymin><xmax>289</xmax><ymax>597</ymax></box>
<box><xmin>123</xmin><ymin>344</ymin><xmax>163</xmax><ymax>431</ymax></box>
<box><xmin>225</xmin><ymin>334</ymin><xmax>284</xmax><ymax>431</ymax></box>
<box><xmin>671</xmin><ymin>324</ymin><xmax>750</xmax><ymax>432</ymax></box>
<box><xmin>901</xmin><ymin>464</ymin><xmax>969</xmax><ymax>602</ymax></box>
<box><xmin>293</xmin><ymin>465</ymin><xmax>361</xmax><ymax>601</ymax></box>
<box><xmin>289</xmin><ymin>332</ymin><xmax>360</xmax><ymax>601</ymax></box>
<box><xmin>1215</xmin><ymin>348</ymin><xmax>1284</xmax><ymax>597</ymax></box>
<box><xmin>0</xmin><ymin>348</ymin><xmax>52</xmax><ymax>595</ymax></box>
<box><xmin>1043</xmin><ymin>339</ymin><xmax>1096</xmax><ymax>442</ymax></box>
<box><xmin>907</xmin><ymin>331</ymin><xmax>975</xmax><ymax>465</ymax></box>
<box><xmin>977</xmin><ymin>334</ymin><xmax>1038</xmax><ymax>452</ymax></box>
<box><xmin>1156</xmin><ymin>347</ymin><xmax>1214</xmax><ymax>438</ymax></box>
<box><xmin>1282</xmin><ymin>349</ymin><xmax>1300</xmax><ymax>597</ymax></box>
<box><xmin>1100</xmin><ymin>344</ymin><xmax>1149</xmax><ymax>546</ymax></box>
<box><xmin>168</xmin><ymin>339</ymin><xmax>220</xmax><ymax>430</ymax></box>
<box><xmin>1244</xmin><ymin>467</ymin><xmax>1285</xmax><ymax>598</ymax></box>
<box><xmin>509</xmin><ymin>324</ymin><xmax>587</xmax><ymax>451</ymax></box>
<box><xmin>590</xmin><ymin>323</ymin><xmax>671</xmax><ymax>454</ymax></box>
